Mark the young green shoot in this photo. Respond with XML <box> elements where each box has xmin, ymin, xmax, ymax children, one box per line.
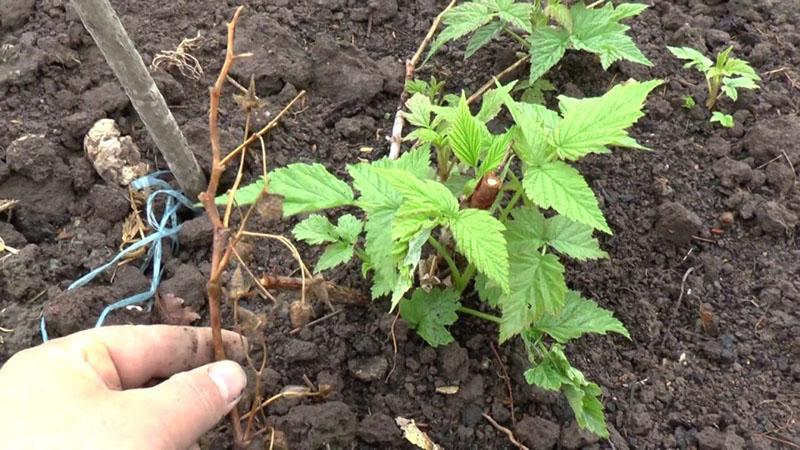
<box><xmin>668</xmin><ymin>45</ymin><xmax>760</xmax><ymax>112</ymax></box>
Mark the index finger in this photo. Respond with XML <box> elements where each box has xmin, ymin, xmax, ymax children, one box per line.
<box><xmin>50</xmin><ymin>325</ymin><xmax>247</xmax><ymax>389</ymax></box>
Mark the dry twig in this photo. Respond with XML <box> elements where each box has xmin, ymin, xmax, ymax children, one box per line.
<box><xmin>467</xmin><ymin>55</ymin><xmax>530</xmax><ymax>105</ymax></box>
<box><xmin>388</xmin><ymin>0</ymin><xmax>457</xmax><ymax>160</ymax></box>
<box><xmin>482</xmin><ymin>413</ymin><xmax>529</xmax><ymax>450</ymax></box>
<box><xmin>490</xmin><ymin>341</ymin><xmax>516</xmax><ymax>426</ymax></box>
<box><xmin>661</xmin><ymin>266</ymin><xmax>698</xmax><ymax>347</ymax></box>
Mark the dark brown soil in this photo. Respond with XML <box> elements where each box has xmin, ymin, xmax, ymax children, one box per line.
<box><xmin>2</xmin><ymin>0</ymin><xmax>800</xmax><ymax>449</ymax></box>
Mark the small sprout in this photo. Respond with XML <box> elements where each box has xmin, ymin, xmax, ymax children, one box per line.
<box><xmin>711</xmin><ymin>111</ymin><xmax>734</xmax><ymax>128</ymax></box>
<box><xmin>682</xmin><ymin>95</ymin><xmax>696</xmax><ymax>109</ymax></box>
<box><xmin>668</xmin><ymin>45</ymin><xmax>760</xmax><ymax>111</ymax></box>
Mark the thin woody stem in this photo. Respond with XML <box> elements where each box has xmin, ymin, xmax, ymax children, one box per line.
<box><xmin>389</xmin><ymin>0</ymin><xmax>458</xmax><ymax>160</ymax></box>
<box><xmin>201</xmin><ymin>6</ymin><xmax>244</xmax><ymax>444</ymax></box>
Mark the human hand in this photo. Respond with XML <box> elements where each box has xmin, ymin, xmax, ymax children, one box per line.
<box><xmin>0</xmin><ymin>325</ymin><xmax>248</xmax><ymax>450</ymax></box>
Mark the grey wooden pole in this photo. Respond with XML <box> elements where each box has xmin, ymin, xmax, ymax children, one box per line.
<box><xmin>70</xmin><ymin>0</ymin><xmax>206</xmax><ymax>198</ymax></box>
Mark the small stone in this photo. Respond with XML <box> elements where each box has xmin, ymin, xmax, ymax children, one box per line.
<box><xmin>368</xmin><ymin>0</ymin><xmax>398</xmax><ymax>24</ymax></box>
<box><xmin>6</xmin><ymin>134</ymin><xmax>69</xmax><ymax>183</ymax></box>
<box><xmin>81</xmin><ymin>81</ymin><xmax>130</xmax><ymax>115</ymax></box>
<box><xmin>357</xmin><ymin>413</ymin><xmax>400</xmax><ymax>444</ymax></box>
<box><xmin>756</xmin><ymin>201</ymin><xmax>798</xmax><ymax>236</ymax></box>
<box><xmin>283</xmin><ymin>339</ymin><xmax>318</xmax><ymax>363</ymax></box>
<box><xmin>158</xmin><ymin>264</ymin><xmax>207</xmax><ymax>311</ymax></box>
<box><xmin>460</xmin><ymin>403</ymin><xmax>483</xmax><ymax>427</ymax></box>
<box><xmin>438</xmin><ymin>342</ymin><xmax>470</xmax><ymax>382</ymax></box>
<box><xmin>697</xmin><ymin>426</ymin><xmax>745</xmax><ymax>450</ymax></box>
<box><xmin>713</xmin><ymin>158</ymin><xmax>752</xmax><ymax>188</ymax></box>
<box><xmin>719</xmin><ymin>211</ymin><xmax>734</xmax><ymax>227</ymax></box>
<box><xmin>655</xmin><ymin>202</ymin><xmax>703</xmax><ymax>245</ymax></box>
<box><xmin>705</xmin><ymin>29</ymin><xmax>731</xmax><ymax>48</ymax></box>
<box><xmin>348</xmin><ymin>355</ymin><xmax>388</xmax><ymax>382</ymax></box>
<box><xmin>559</xmin><ymin>421</ymin><xmax>600</xmax><ymax>449</ymax></box>
<box><xmin>744</xmin><ymin>115</ymin><xmax>800</xmax><ymax>166</ymax></box>
<box><xmin>178</xmin><ymin>215</ymin><xmax>214</xmax><ymax>249</ymax></box>
<box><xmin>765</xmin><ymin>162</ymin><xmax>795</xmax><ymax>194</ymax></box>
<box><xmin>514</xmin><ymin>416</ymin><xmax>560</xmax><ymax>450</ymax></box>
<box><xmin>626</xmin><ymin>403</ymin><xmax>652</xmax><ymax>435</ymax></box>
<box><xmin>88</xmin><ymin>184</ymin><xmax>130</xmax><ymax>223</ymax></box>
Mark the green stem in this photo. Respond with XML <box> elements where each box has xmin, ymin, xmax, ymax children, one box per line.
<box><xmin>354</xmin><ymin>247</ymin><xmax>368</xmax><ymax>262</ymax></box>
<box><xmin>428</xmin><ymin>236</ymin><xmax>461</xmax><ymax>284</ymax></box>
<box><xmin>457</xmin><ymin>264</ymin><xmax>477</xmax><ymax>293</ymax></box>
<box><xmin>500</xmin><ymin>189</ymin><xmax>523</xmax><ymax>221</ymax></box>
<box><xmin>504</xmin><ymin>27</ymin><xmax>530</xmax><ymax>49</ymax></box>
<box><xmin>706</xmin><ymin>77</ymin><xmax>720</xmax><ymax>110</ymax></box>
<box><xmin>458</xmin><ymin>306</ymin><xmax>502</xmax><ymax>324</ymax></box>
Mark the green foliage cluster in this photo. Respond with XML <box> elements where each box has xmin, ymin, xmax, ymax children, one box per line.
<box><xmin>257</xmin><ymin>76</ymin><xmax>662</xmax><ymax>437</ymax></box>
<box><xmin>428</xmin><ymin>0</ymin><xmax>652</xmax><ymax>83</ymax></box>
<box><xmin>668</xmin><ymin>46</ymin><xmax>760</xmax><ymax>127</ymax></box>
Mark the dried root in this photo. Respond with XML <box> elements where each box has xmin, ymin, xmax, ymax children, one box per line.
<box><xmin>151</xmin><ymin>32</ymin><xmax>205</xmax><ymax>81</ymax></box>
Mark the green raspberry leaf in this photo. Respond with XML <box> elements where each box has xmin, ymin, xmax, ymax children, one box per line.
<box><xmin>334</xmin><ymin>214</ymin><xmax>363</xmax><ymax>243</ymax></box>
<box><xmin>528</xmin><ymin>27</ymin><xmax>570</xmax><ymax>81</ymax></box>
<box><xmin>270</xmin><ymin>163</ymin><xmax>354</xmax><ymax>216</ymax></box>
<box><xmin>609</xmin><ymin>3</ymin><xmax>649</xmax><ymax>21</ymax></box>
<box><xmin>553</xmin><ymin>79</ymin><xmax>663</xmax><ymax>160</ymax></box>
<box><xmin>491</xmin><ymin>0</ymin><xmax>533</xmax><ymax>33</ymax></box>
<box><xmin>667</xmin><ymin>46</ymin><xmax>713</xmax><ymax>71</ymax></box>
<box><xmin>427</xmin><ymin>3</ymin><xmax>494</xmax><ymax>62</ymax></box>
<box><xmin>545</xmin><ymin>215</ymin><xmax>607</xmax><ymax>260</ymax></box>
<box><xmin>524</xmin><ymin>361</ymin><xmax>570</xmax><ymax>390</ymax></box>
<box><xmin>505</xmin><ymin>207</ymin><xmax>548</xmax><ymax>253</ymax></box>
<box><xmin>570</xmin><ymin>3</ymin><xmax>652</xmax><ymax>70</ymax></box>
<box><xmin>403</xmin><ymin>93</ymin><xmax>433</xmax><ymax>128</ymax></box>
<box><xmin>450</xmin><ymin>208</ymin><xmax>510</xmax><ymax>294</ymax></box>
<box><xmin>523</xmin><ymin>161</ymin><xmax>611</xmax><ymax>234</ymax></box>
<box><xmin>563</xmin><ymin>384</ymin><xmax>608</xmax><ymax>438</ymax></box>
<box><xmin>465</xmin><ymin>21</ymin><xmax>504</xmax><ymax>59</ymax></box>
<box><xmin>372</xmin><ymin>145</ymin><xmax>433</xmax><ymax>181</ymax></box>
<box><xmin>501</xmin><ymin>251</ymin><xmax>566</xmax><ymax>341</ymax></box>
<box><xmin>377</xmin><ymin>169</ymin><xmax>459</xmax><ymax>219</ymax></box>
<box><xmin>710</xmin><ymin>112</ymin><xmax>734</xmax><ymax>128</ymax></box>
<box><xmin>293</xmin><ymin>215</ymin><xmax>337</xmax><ymax>245</ymax></box>
<box><xmin>315</xmin><ymin>241</ymin><xmax>354</xmax><ymax>273</ymax></box>
<box><xmin>212</xmin><ymin>176</ymin><xmax>267</xmax><ymax>206</ymax></box>
<box><xmin>478</xmin><ymin>130</ymin><xmax>512</xmax><ymax>177</ymax></box>
<box><xmin>448</xmin><ymin>95</ymin><xmax>488</xmax><ymax>168</ymax></box>
<box><xmin>476</xmin><ymin>79</ymin><xmax>517</xmax><ymax>123</ymax></box>
<box><xmin>363</xmin><ymin>210</ymin><xmax>398</xmax><ymax>298</ymax></box>
<box><xmin>474</xmin><ymin>273</ymin><xmax>504</xmax><ymax>308</ymax></box>
<box><xmin>534</xmin><ymin>290</ymin><xmax>629</xmax><ymax>343</ymax></box>
<box><xmin>399</xmin><ymin>288</ymin><xmax>461</xmax><ymax>347</ymax></box>
<box><xmin>523</xmin><ymin>344</ymin><xmax>610</xmax><ymax>438</ymax></box>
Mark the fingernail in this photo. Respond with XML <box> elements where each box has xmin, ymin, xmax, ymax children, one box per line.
<box><xmin>208</xmin><ymin>360</ymin><xmax>247</xmax><ymax>405</ymax></box>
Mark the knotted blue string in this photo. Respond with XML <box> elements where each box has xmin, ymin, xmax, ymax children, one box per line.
<box><xmin>40</xmin><ymin>171</ymin><xmax>199</xmax><ymax>341</ymax></box>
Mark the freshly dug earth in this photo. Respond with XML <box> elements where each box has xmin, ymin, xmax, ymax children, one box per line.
<box><xmin>2</xmin><ymin>0</ymin><xmax>800</xmax><ymax>449</ymax></box>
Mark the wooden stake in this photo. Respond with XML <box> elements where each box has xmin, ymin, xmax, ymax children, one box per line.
<box><xmin>70</xmin><ymin>0</ymin><xmax>206</xmax><ymax>198</ymax></box>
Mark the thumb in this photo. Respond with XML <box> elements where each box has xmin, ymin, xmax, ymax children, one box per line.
<box><xmin>133</xmin><ymin>360</ymin><xmax>246</xmax><ymax>449</ymax></box>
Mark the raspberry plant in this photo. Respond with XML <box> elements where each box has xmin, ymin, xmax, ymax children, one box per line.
<box><xmin>255</xmin><ymin>78</ymin><xmax>663</xmax><ymax>437</ymax></box>
<box><xmin>668</xmin><ymin>45</ymin><xmax>760</xmax><ymax>127</ymax></box>
<box><xmin>427</xmin><ymin>0</ymin><xmax>653</xmax><ymax>83</ymax></box>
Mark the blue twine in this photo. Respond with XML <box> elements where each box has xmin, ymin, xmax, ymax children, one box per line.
<box><xmin>41</xmin><ymin>171</ymin><xmax>199</xmax><ymax>341</ymax></box>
